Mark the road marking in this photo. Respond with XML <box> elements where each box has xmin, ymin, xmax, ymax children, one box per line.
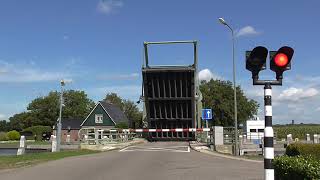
<box><xmin>119</xmin><ymin>146</ymin><xmax>132</xmax><ymax>152</ymax></box>
<box><xmin>119</xmin><ymin>146</ymin><xmax>190</xmax><ymax>153</ymax></box>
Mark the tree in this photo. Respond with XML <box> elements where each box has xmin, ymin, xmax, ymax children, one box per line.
<box><xmin>200</xmin><ymin>79</ymin><xmax>259</xmax><ymax>127</ymax></box>
<box><xmin>23</xmin><ymin>126</ymin><xmax>52</xmax><ymax>141</ymax></box>
<box><xmin>9</xmin><ymin>90</ymin><xmax>95</xmax><ymax>130</ymax></box>
<box><xmin>104</xmin><ymin>93</ymin><xmax>123</xmax><ymax>109</ymax></box>
<box><xmin>104</xmin><ymin>93</ymin><xmax>143</xmax><ymax>128</ymax></box>
<box><xmin>0</xmin><ymin>120</ymin><xmax>11</xmax><ymax>132</ymax></box>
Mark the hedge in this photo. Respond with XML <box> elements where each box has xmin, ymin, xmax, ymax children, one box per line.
<box><xmin>0</xmin><ymin>132</ymin><xmax>8</xmax><ymax>141</ymax></box>
<box><xmin>274</xmin><ymin>155</ymin><xmax>320</xmax><ymax>180</ymax></box>
<box><xmin>286</xmin><ymin>143</ymin><xmax>320</xmax><ymax>160</ymax></box>
<box><xmin>6</xmin><ymin>130</ymin><xmax>20</xmax><ymax>140</ymax></box>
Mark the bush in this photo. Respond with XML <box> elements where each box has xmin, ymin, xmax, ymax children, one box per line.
<box><xmin>286</xmin><ymin>143</ymin><xmax>320</xmax><ymax>160</ymax></box>
<box><xmin>274</xmin><ymin>155</ymin><xmax>320</xmax><ymax>180</ymax></box>
<box><xmin>0</xmin><ymin>132</ymin><xmax>8</xmax><ymax>141</ymax></box>
<box><xmin>23</xmin><ymin>126</ymin><xmax>52</xmax><ymax>141</ymax></box>
<box><xmin>6</xmin><ymin>130</ymin><xmax>20</xmax><ymax>140</ymax></box>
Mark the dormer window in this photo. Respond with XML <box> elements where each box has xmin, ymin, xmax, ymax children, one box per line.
<box><xmin>95</xmin><ymin>114</ymin><xmax>103</xmax><ymax>123</ymax></box>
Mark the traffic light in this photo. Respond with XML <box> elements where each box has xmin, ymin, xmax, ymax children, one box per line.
<box><xmin>246</xmin><ymin>46</ymin><xmax>268</xmax><ymax>78</ymax></box>
<box><xmin>270</xmin><ymin>46</ymin><xmax>294</xmax><ymax>79</ymax></box>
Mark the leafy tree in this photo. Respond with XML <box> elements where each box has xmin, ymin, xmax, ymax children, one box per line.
<box><xmin>23</xmin><ymin>126</ymin><xmax>52</xmax><ymax>141</ymax></box>
<box><xmin>200</xmin><ymin>79</ymin><xmax>259</xmax><ymax>127</ymax></box>
<box><xmin>104</xmin><ymin>93</ymin><xmax>143</xmax><ymax>128</ymax></box>
<box><xmin>104</xmin><ymin>93</ymin><xmax>123</xmax><ymax>109</ymax></box>
<box><xmin>8</xmin><ymin>112</ymin><xmax>32</xmax><ymax>131</ymax></box>
<box><xmin>0</xmin><ymin>120</ymin><xmax>11</xmax><ymax>132</ymax></box>
<box><xmin>115</xmin><ymin>122</ymin><xmax>129</xmax><ymax>129</ymax></box>
<box><xmin>9</xmin><ymin>90</ymin><xmax>95</xmax><ymax>129</ymax></box>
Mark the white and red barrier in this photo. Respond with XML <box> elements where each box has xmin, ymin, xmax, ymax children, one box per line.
<box><xmin>106</xmin><ymin>128</ymin><xmax>211</xmax><ymax>133</ymax></box>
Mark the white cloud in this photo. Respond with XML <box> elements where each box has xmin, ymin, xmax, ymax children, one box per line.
<box><xmin>97</xmin><ymin>0</ymin><xmax>123</xmax><ymax>14</ymax></box>
<box><xmin>316</xmin><ymin>107</ymin><xmax>320</xmax><ymax>112</ymax></box>
<box><xmin>198</xmin><ymin>69</ymin><xmax>220</xmax><ymax>82</ymax></box>
<box><xmin>62</xmin><ymin>78</ymin><xmax>73</xmax><ymax>84</ymax></box>
<box><xmin>236</xmin><ymin>26</ymin><xmax>260</xmax><ymax>37</ymax></box>
<box><xmin>0</xmin><ymin>113</ymin><xmax>6</xmax><ymax>119</ymax></box>
<box><xmin>97</xmin><ymin>73</ymin><xmax>139</xmax><ymax>80</ymax></box>
<box><xmin>278</xmin><ymin>87</ymin><xmax>318</xmax><ymax>102</ymax></box>
<box><xmin>0</xmin><ymin>60</ymin><xmax>72</xmax><ymax>83</ymax></box>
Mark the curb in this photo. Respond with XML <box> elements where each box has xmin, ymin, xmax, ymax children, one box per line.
<box><xmin>189</xmin><ymin>142</ymin><xmax>263</xmax><ymax>163</ymax></box>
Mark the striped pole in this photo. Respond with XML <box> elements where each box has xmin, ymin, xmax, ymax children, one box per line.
<box><xmin>264</xmin><ymin>84</ymin><xmax>274</xmax><ymax>180</ymax></box>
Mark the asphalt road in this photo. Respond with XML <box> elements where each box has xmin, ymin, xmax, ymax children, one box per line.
<box><xmin>0</xmin><ymin>142</ymin><xmax>263</xmax><ymax>180</ymax></box>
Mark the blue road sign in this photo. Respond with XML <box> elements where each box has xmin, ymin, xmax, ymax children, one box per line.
<box><xmin>202</xmin><ymin>109</ymin><xmax>212</xmax><ymax>120</ymax></box>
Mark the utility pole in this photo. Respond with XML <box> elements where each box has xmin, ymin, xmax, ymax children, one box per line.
<box><xmin>56</xmin><ymin>79</ymin><xmax>65</xmax><ymax>152</ymax></box>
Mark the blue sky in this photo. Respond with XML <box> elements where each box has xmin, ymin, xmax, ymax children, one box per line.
<box><xmin>0</xmin><ymin>0</ymin><xmax>319</xmax><ymax>124</ymax></box>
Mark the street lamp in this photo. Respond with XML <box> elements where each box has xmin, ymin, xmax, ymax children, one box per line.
<box><xmin>56</xmin><ymin>79</ymin><xmax>65</xmax><ymax>152</ymax></box>
<box><xmin>218</xmin><ymin>17</ymin><xmax>239</xmax><ymax>156</ymax></box>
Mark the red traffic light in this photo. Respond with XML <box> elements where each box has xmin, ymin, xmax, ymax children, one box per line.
<box><xmin>274</xmin><ymin>53</ymin><xmax>289</xmax><ymax>67</ymax></box>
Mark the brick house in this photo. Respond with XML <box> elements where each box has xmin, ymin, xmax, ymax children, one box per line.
<box><xmin>53</xmin><ymin>118</ymin><xmax>82</xmax><ymax>142</ymax></box>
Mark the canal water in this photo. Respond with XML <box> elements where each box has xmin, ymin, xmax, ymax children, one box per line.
<box><xmin>0</xmin><ymin>148</ymin><xmax>17</xmax><ymax>156</ymax></box>
<box><xmin>0</xmin><ymin>148</ymin><xmax>50</xmax><ymax>156</ymax></box>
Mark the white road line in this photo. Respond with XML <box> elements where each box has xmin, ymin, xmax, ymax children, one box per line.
<box><xmin>119</xmin><ymin>146</ymin><xmax>136</xmax><ymax>152</ymax></box>
<box><xmin>119</xmin><ymin>146</ymin><xmax>190</xmax><ymax>153</ymax></box>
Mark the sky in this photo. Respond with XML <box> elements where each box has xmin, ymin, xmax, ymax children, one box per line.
<box><xmin>0</xmin><ymin>0</ymin><xmax>319</xmax><ymax>124</ymax></box>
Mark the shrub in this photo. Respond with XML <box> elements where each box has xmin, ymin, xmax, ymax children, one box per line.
<box><xmin>23</xmin><ymin>126</ymin><xmax>52</xmax><ymax>141</ymax></box>
<box><xmin>286</xmin><ymin>143</ymin><xmax>320</xmax><ymax>160</ymax></box>
<box><xmin>6</xmin><ymin>130</ymin><xmax>20</xmax><ymax>140</ymax></box>
<box><xmin>0</xmin><ymin>132</ymin><xmax>8</xmax><ymax>141</ymax></box>
<box><xmin>274</xmin><ymin>155</ymin><xmax>320</xmax><ymax>180</ymax></box>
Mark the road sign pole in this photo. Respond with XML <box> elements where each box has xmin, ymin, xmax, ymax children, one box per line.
<box><xmin>264</xmin><ymin>84</ymin><xmax>274</xmax><ymax>180</ymax></box>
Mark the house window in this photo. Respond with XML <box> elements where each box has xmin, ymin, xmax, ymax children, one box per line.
<box><xmin>250</xmin><ymin>129</ymin><xmax>257</xmax><ymax>132</ymax></box>
<box><xmin>258</xmin><ymin>129</ymin><xmax>264</xmax><ymax>132</ymax></box>
<box><xmin>95</xmin><ymin>114</ymin><xmax>103</xmax><ymax>123</ymax></box>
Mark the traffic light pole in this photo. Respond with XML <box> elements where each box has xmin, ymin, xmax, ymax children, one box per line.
<box><xmin>252</xmin><ymin>78</ymin><xmax>280</xmax><ymax>180</ymax></box>
<box><xmin>263</xmin><ymin>83</ymin><xmax>274</xmax><ymax>180</ymax></box>
<box><xmin>246</xmin><ymin>45</ymin><xmax>294</xmax><ymax>180</ymax></box>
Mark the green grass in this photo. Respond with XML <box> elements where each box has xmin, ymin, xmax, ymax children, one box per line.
<box><xmin>0</xmin><ymin>150</ymin><xmax>99</xmax><ymax>169</ymax></box>
<box><xmin>0</xmin><ymin>141</ymin><xmax>50</xmax><ymax>148</ymax></box>
<box><xmin>243</xmin><ymin>155</ymin><xmax>264</xmax><ymax>161</ymax></box>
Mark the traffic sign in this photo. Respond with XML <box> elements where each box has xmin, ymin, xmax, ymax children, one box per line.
<box><xmin>202</xmin><ymin>109</ymin><xmax>212</xmax><ymax>120</ymax></box>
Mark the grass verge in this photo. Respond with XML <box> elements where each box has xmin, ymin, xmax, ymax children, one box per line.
<box><xmin>0</xmin><ymin>141</ymin><xmax>50</xmax><ymax>148</ymax></box>
<box><xmin>0</xmin><ymin>150</ymin><xmax>99</xmax><ymax>170</ymax></box>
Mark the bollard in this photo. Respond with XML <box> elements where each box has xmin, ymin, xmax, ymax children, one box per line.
<box><xmin>17</xmin><ymin>135</ymin><xmax>26</xmax><ymax>155</ymax></box>
<box><xmin>306</xmin><ymin>134</ymin><xmax>310</xmax><ymax>142</ymax></box>
<box><xmin>52</xmin><ymin>135</ymin><xmax>57</xmax><ymax>152</ymax></box>
<box><xmin>314</xmin><ymin>134</ymin><xmax>319</xmax><ymax>144</ymax></box>
<box><xmin>286</xmin><ymin>134</ymin><xmax>292</xmax><ymax>144</ymax></box>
